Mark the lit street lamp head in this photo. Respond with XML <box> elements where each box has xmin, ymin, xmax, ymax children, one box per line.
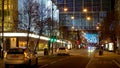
<box><xmin>83</xmin><ymin>8</ymin><xmax>87</xmax><ymax>13</ymax></box>
<box><xmin>64</xmin><ymin>8</ymin><xmax>68</xmax><ymax>12</ymax></box>
<box><xmin>71</xmin><ymin>16</ymin><xmax>74</xmax><ymax>19</ymax></box>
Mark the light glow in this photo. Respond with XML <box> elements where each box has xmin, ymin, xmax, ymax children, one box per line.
<box><xmin>0</xmin><ymin>33</ymin><xmax>50</xmax><ymax>41</ymax></box>
<box><xmin>86</xmin><ymin>16</ymin><xmax>91</xmax><ymax>20</ymax></box>
<box><xmin>0</xmin><ymin>32</ymin><xmax>66</xmax><ymax>43</ymax></box>
<box><xmin>108</xmin><ymin>43</ymin><xmax>114</xmax><ymax>51</ymax></box>
<box><xmin>83</xmin><ymin>8</ymin><xmax>87</xmax><ymax>13</ymax></box>
<box><xmin>64</xmin><ymin>8</ymin><xmax>68</xmax><ymax>12</ymax></box>
<box><xmin>71</xmin><ymin>16</ymin><xmax>74</xmax><ymax>19</ymax></box>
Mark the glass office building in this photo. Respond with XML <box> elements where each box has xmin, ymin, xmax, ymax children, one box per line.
<box><xmin>56</xmin><ymin>0</ymin><xmax>112</xmax><ymax>30</ymax></box>
<box><xmin>0</xmin><ymin>0</ymin><xmax>17</xmax><ymax>31</ymax></box>
<box><xmin>54</xmin><ymin>0</ymin><xmax>113</xmax><ymax>44</ymax></box>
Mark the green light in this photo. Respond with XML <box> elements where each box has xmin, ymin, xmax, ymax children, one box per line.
<box><xmin>50</xmin><ymin>36</ymin><xmax>57</xmax><ymax>42</ymax></box>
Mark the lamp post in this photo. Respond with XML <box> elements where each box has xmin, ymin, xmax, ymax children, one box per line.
<box><xmin>61</xmin><ymin>7</ymin><xmax>68</xmax><ymax>47</ymax></box>
<box><xmin>71</xmin><ymin>16</ymin><xmax>75</xmax><ymax>31</ymax></box>
<box><xmin>1</xmin><ymin>0</ymin><xmax>4</xmax><ymax>59</ymax></box>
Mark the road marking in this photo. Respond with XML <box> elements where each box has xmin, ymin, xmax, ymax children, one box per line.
<box><xmin>39</xmin><ymin>57</ymin><xmax>70</xmax><ymax>68</ymax></box>
<box><xmin>113</xmin><ymin>60</ymin><xmax>120</xmax><ymax>68</ymax></box>
<box><xmin>40</xmin><ymin>64</ymin><xmax>49</xmax><ymax>68</ymax></box>
<box><xmin>50</xmin><ymin>61</ymin><xmax>57</xmax><ymax>64</ymax></box>
<box><xmin>85</xmin><ymin>58</ymin><xmax>93</xmax><ymax>68</ymax></box>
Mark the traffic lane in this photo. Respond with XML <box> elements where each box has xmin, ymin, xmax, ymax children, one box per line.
<box><xmin>38</xmin><ymin>55</ymin><xmax>71</xmax><ymax>67</ymax></box>
<box><xmin>86</xmin><ymin>57</ymin><xmax>119</xmax><ymax>68</ymax></box>
<box><xmin>40</xmin><ymin>55</ymin><xmax>90</xmax><ymax>68</ymax></box>
<box><xmin>0</xmin><ymin>55</ymin><xmax>70</xmax><ymax>68</ymax></box>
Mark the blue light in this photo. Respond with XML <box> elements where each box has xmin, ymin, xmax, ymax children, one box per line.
<box><xmin>84</xmin><ymin>33</ymin><xmax>98</xmax><ymax>43</ymax></box>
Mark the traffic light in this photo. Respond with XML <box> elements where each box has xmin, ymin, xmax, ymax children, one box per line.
<box><xmin>50</xmin><ymin>36</ymin><xmax>57</xmax><ymax>42</ymax></box>
<box><xmin>53</xmin><ymin>36</ymin><xmax>57</xmax><ymax>42</ymax></box>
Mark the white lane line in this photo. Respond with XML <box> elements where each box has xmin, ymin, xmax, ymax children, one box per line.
<box><xmin>50</xmin><ymin>61</ymin><xmax>57</xmax><ymax>64</ymax></box>
<box><xmin>85</xmin><ymin>58</ymin><xmax>93</xmax><ymax>68</ymax></box>
<box><xmin>40</xmin><ymin>56</ymin><xmax>70</xmax><ymax>68</ymax></box>
<box><xmin>113</xmin><ymin>60</ymin><xmax>120</xmax><ymax>68</ymax></box>
<box><xmin>40</xmin><ymin>64</ymin><xmax>49</xmax><ymax>68</ymax></box>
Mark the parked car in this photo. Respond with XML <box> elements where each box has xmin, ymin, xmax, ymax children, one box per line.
<box><xmin>57</xmin><ymin>47</ymin><xmax>69</xmax><ymax>55</ymax></box>
<box><xmin>4</xmin><ymin>47</ymin><xmax>38</xmax><ymax>68</ymax></box>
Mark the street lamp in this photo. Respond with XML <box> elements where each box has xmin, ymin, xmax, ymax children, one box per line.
<box><xmin>71</xmin><ymin>16</ymin><xmax>75</xmax><ymax>31</ymax></box>
<box><xmin>82</xmin><ymin>8</ymin><xmax>91</xmax><ymax>21</ymax></box>
<box><xmin>64</xmin><ymin>7</ymin><xmax>68</xmax><ymax>24</ymax></box>
<box><xmin>83</xmin><ymin>8</ymin><xmax>87</xmax><ymax>13</ymax></box>
<box><xmin>64</xmin><ymin>7</ymin><xmax>68</xmax><ymax>12</ymax></box>
<box><xmin>86</xmin><ymin>16</ymin><xmax>91</xmax><ymax>21</ymax></box>
<box><xmin>71</xmin><ymin>16</ymin><xmax>74</xmax><ymax>20</ymax></box>
<box><xmin>59</xmin><ymin>7</ymin><xmax>68</xmax><ymax>47</ymax></box>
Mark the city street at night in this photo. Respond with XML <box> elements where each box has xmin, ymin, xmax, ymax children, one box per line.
<box><xmin>1</xmin><ymin>0</ymin><xmax>120</xmax><ymax>68</ymax></box>
<box><xmin>38</xmin><ymin>49</ymin><xmax>120</xmax><ymax>68</ymax></box>
<box><xmin>1</xmin><ymin>48</ymin><xmax>120</xmax><ymax>68</ymax></box>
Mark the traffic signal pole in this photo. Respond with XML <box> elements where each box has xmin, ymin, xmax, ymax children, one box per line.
<box><xmin>51</xmin><ymin>2</ymin><xmax>53</xmax><ymax>54</ymax></box>
<box><xmin>50</xmin><ymin>36</ymin><xmax>57</xmax><ymax>54</ymax></box>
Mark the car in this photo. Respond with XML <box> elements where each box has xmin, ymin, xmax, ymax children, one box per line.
<box><xmin>57</xmin><ymin>47</ymin><xmax>69</xmax><ymax>55</ymax></box>
<box><xmin>4</xmin><ymin>47</ymin><xmax>38</xmax><ymax>68</ymax></box>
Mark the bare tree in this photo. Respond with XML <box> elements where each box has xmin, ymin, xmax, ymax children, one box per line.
<box><xmin>23</xmin><ymin>0</ymin><xmax>34</xmax><ymax>49</ymax></box>
<box><xmin>33</xmin><ymin>0</ymin><xmax>49</xmax><ymax>51</ymax></box>
<box><xmin>18</xmin><ymin>0</ymin><xmax>56</xmax><ymax>52</ymax></box>
<box><xmin>18</xmin><ymin>0</ymin><xmax>39</xmax><ymax>50</ymax></box>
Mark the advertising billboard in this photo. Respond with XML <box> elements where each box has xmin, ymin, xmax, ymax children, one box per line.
<box><xmin>84</xmin><ymin>33</ymin><xmax>99</xmax><ymax>44</ymax></box>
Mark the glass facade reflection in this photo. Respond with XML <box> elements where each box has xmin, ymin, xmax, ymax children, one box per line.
<box><xmin>57</xmin><ymin>0</ymin><xmax>112</xmax><ymax>30</ymax></box>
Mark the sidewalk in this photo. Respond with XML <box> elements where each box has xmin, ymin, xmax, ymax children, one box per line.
<box><xmin>94</xmin><ymin>50</ymin><xmax>119</xmax><ymax>57</ymax></box>
<box><xmin>94</xmin><ymin>50</ymin><xmax>120</xmax><ymax>67</ymax></box>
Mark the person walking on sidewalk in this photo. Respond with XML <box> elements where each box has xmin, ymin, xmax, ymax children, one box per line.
<box><xmin>0</xmin><ymin>45</ymin><xmax>2</xmax><ymax>58</ymax></box>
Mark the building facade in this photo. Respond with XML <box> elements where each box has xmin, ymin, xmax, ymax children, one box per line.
<box><xmin>55</xmin><ymin>0</ymin><xmax>113</xmax><ymax>45</ymax></box>
<box><xmin>115</xmin><ymin>0</ymin><xmax>120</xmax><ymax>53</ymax></box>
<box><xmin>0</xmin><ymin>0</ymin><xmax>59</xmax><ymax>50</ymax></box>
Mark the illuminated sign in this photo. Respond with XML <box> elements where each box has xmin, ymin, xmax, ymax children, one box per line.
<box><xmin>84</xmin><ymin>33</ymin><xmax>98</xmax><ymax>43</ymax></box>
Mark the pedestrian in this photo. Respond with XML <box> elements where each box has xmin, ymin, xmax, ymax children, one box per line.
<box><xmin>0</xmin><ymin>45</ymin><xmax>2</xmax><ymax>58</ymax></box>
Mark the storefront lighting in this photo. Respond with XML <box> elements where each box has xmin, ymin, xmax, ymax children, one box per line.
<box><xmin>0</xmin><ymin>32</ymin><xmax>67</xmax><ymax>43</ymax></box>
